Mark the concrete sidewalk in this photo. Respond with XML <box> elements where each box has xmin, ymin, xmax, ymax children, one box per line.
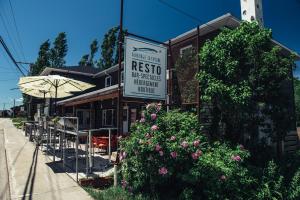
<box><xmin>0</xmin><ymin>118</ymin><xmax>93</xmax><ymax>200</ymax></box>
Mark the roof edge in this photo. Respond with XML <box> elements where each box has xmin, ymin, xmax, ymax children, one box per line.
<box><xmin>40</xmin><ymin>67</ymin><xmax>95</xmax><ymax>77</ymax></box>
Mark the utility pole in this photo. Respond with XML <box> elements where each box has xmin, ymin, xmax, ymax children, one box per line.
<box><xmin>13</xmin><ymin>99</ymin><xmax>15</xmax><ymax>118</ymax></box>
<box><xmin>117</xmin><ymin>0</ymin><xmax>124</xmax><ymax>137</ymax></box>
<box><xmin>115</xmin><ymin>0</ymin><xmax>124</xmax><ymax>187</ymax></box>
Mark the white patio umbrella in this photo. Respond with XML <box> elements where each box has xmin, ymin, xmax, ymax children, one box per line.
<box><xmin>20</xmin><ymin>87</ymin><xmax>73</xmax><ymax>99</ymax></box>
<box><xmin>19</xmin><ymin>75</ymin><xmax>95</xmax><ymax>114</ymax></box>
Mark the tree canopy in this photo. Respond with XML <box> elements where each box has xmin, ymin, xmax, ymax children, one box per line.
<box><xmin>30</xmin><ymin>40</ymin><xmax>50</xmax><ymax>75</ymax></box>
<box><xmin>49</xmin><ymin>32</ymin><xmax>68</xmax><ymax>67</ymax></box>
<box><xmin>197</xmin><ymin>22</ymin><xmax>296</xmax><ymax>154</ymax></box>
<box><xmin>78</xmin><ymin>39</ymin><xmax>99</xmax><ymax>66</ymax></box>
<box><xmin>294</xmin><ymin>77</ymin><xmax>300</xmax><ymax>126</ymax></box>
<box><xmin>30</xmin><ymin>32</ymin><xmax>68</xmax><ymax>75</ymax></box>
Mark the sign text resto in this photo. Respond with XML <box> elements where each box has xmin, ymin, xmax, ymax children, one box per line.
<box><xmin>124</xmin><ymin>37</ymin><xmax>167</xmax><ymax>100</ymax></box>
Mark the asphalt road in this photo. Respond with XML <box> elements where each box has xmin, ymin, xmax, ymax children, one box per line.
<box><xmin>0</xmin><ymin>127</ymin><xmax>10</xmax><ymax>200</ymax></box>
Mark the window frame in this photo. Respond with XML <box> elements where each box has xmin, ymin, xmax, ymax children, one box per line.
<box><xmin>102</xmin><ymin>109</ymin><xmax>115</xmax><ymax>127</ymax></box>
<box><xmin>121</xmin><ymin>71</ymin><xmax>124</xmax><ymax>83</ymax></box>
<box><xmin>180</xmin><ymin>45</ymin><xmax>193</xmax><ymax>57</ymax></box>
<box><xmin>105</xmin><ymin>76</ymin><xmax>112</xmax><ymax>87</ymax></box>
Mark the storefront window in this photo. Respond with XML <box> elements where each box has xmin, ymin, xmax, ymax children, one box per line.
<box><xmin>102</xmin><ymin>109</ymin><xmax>115</xmax><ymax>126</ymax></box>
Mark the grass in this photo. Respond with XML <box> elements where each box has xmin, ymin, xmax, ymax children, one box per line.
<box><xmin>11</xmin><ymin>117</ymin><xmax>27</xmax><ymax>129</ymax></box>
<box><xmin>84</xmin><ymin>187</ymin><xmax>150</xmax><ymax>200</ymax></box>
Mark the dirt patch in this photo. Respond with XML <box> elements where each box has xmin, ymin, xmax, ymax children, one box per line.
<box><xmin>79</xmin><ymin>177</ymin><xmax>113</xmax><ymax>189</ymax></box>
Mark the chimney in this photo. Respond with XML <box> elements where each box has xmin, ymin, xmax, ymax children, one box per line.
<box><xmin>240</xmin><ymin>0</ymin><xmax>264</xmax><ymax>26</ymax></box>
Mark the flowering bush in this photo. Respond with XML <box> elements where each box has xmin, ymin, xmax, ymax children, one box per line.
<box><xmin>119</xmin><ymin>103</ymin><xmax>255</xmax><ymax>199</ymax></box>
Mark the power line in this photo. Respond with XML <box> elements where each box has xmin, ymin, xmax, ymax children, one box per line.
<box><xmin>0</xmin><ymin>12</ymin><xmax>23</xmax><ymax>61</ymax></box>
<box><xmin>0</xmin><ymin>36</ymin><xmax>25</xmax><ymax>76</ymax></box>
<box><xmin>7</xmin><ymin>0</ymin><xmax>27</xmax><ymax>62</ymax></box>
<box><xmin>157</xmin><ymin>0</ymin><xmax>221</xmax><ymax>31</ymax></box>
<box><xmin>0</xmin><ymin>45</ymin><xmax>19</xmax><ymax>75</ymax></box>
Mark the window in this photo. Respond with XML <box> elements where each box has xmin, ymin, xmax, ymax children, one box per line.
<box><xmin>102</xmin><ymin>109</ymin><xmax>115</xmax><ymax>126</ymax></box>
<box><xmin>121</xmin><ymin>71</ymin><xmax>124</xmax><ymax>83</ymax></box>
<box><xmin>105</xmin><ymin>76</ymin><xmax>112</xmax><ymax>87</ymax></box>
<box><xmin>180</xmin><ymin>45</ymin><xmax>193</xmax><ymax>57</ymax></box>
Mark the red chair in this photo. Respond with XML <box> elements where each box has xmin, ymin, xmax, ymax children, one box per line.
<box><xmin>92</xmin><ymin>135</ymin><xmax>118</xmax><ymax>153</ymax></box>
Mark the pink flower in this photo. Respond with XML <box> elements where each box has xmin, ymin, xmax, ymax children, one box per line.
<box><xmin>155</xmin><ymin>144</ymin><xmax>162</xmax><ymax>151</ymax></box>
<box><xmin>170</xmin><ymin>136</ymin><xmax>176</xmax><ymax>141</ymax></box>
<box><xmin>159</xmin><ymin>151</ymin><xmax>164</xmax><ymax>156</ymax></box>
<box><xmin>193</xmin><ymin>140</ymin><xmax>200</xmax><ymax>147</ymax></box>
<box><xmin>231</xmin><ymin>155</ymin><xmax>241</xmax><ymax>162</ymax></box>
<box><xmin>191</xmin><ymin>152</ymin><xmax>199</xmax><ymax>160</ymax></box>
<box><xmin>235</xmin><ymin>155</ymin><xmax>241</xmax><ymax>161</ymax></box>
<box><xmin>196</xmin><ymin>149</ymin><xmax>203</xmax><ymax>156</ymax></box>
<box><xmin>181</xmin><ymin>141</ymin><xmax>189</xmax><ymax>149</ymax></box>
<box><xmin>170</xmin><ymin>151</ymin><xmax>177</xmax><ymax>158</ymax></box>
<box><xmin>156</xmin><ymin>103</ymin><xmax>162</xmax><ymax>112</ymax></box>
<box><xmin>158</xmin><ymin>167</ymin><xmax>168</xmax><ymax>175</ymax></box>
<box><xmin>141</xmin><ymin>112</ymin><xmax>145</xmax><ymax>118</ymax></box>
<box><xmin>145</xmin><ymin>133</ymin><xmax>151</xmax><ymax>139</ymax></box>
<box><xmin>119</xmin><ymin>151</ymin><xmax>126</xmax><ymax>161</ymax></box>
<box><xmin>220</xmin><ymin>175</ymin><xmax>226</xmax><ymax>181</ymax></box>
<box><xmin>146</xmin><ymin>104</ymin><xmax>151</xmax><ymax>110</ymax></box>
<box><xmin>151</xmin><ymin>113</ymin><xmax>157</xmax><ymax>120</ymax></box>
<box><xmin>121</xmin><ymin>179</ymin><xmax>127</xmax><ymax>189</ymax></box>
<box><xmin>151</xmin><ymin>125</ymin><xmax>158</xmax><ymax>131</ymax></box>
<box><xmin>117</xmin><ymin>135</ymin><xmax>123</xmax><ymax>140</ymax></box>
<box><xmin>139</xmin><ymin>118</ymin><xmax>145</xmax><ymax>123</ymax></box>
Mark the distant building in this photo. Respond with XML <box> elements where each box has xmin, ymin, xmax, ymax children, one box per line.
<box><xmin>240</xmin><ymin>0</ymin><xmax>264</xmax><ymax>26</ymax></box>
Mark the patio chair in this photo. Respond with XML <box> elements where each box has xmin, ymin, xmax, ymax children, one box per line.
<box><xmin>92</xmin><ymin>136</ymin><xmax>108</xmax><ymax>153</ymax></box>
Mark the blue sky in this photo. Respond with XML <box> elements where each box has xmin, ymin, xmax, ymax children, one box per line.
<box><xmin>0</xmin><ymin>0</ymin><xmax>299</xmax><ymax>108</ymax></box>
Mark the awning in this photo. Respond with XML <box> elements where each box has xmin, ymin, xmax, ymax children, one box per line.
<box><xmin>57</xmin><ymin>84</ymin><xmax>121</xmax><ymax>106</ymax></box>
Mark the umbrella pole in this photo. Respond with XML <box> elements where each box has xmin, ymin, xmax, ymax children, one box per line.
<box><xmin>54</xmin><ymin>83</ymin><xmax>58</xmax><ymax>116</ymax></box>
<box><xmin>43</xmin><ymin>92</ymin><xmax>45</xmax><ymax>116</ymax></box>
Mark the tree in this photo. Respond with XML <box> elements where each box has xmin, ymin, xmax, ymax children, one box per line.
<box><xmin>97</xmin><ymin>27</ymin><xmax>118</xmax><ymax>69</ymax></box>
<box><xmin>78</xmin><ymin>54</ymin><xmax>89</xmax><ymax>66</ymax></box>
<box><xmin>78</xmin><ymin>39</ymin><xmax>98</xmax><ymax>67</ymax></box>
<box><xmin>31</xmin><ymin>40</ymin><xmax>50</xmax><ymax>75</ymax></box>
<box><xmin>49</xmin><ymin>32</ymin><xmax>68</xmax><ymax>67</ymax></box>
<box><xmin>197</xmin><ymin>22</ymin><xmax>296</xmax><ymax>156</ymax></box>
<box><xmin>293</xmin><ymin>78</ymin><xmax>300</xmax><ymax>126</ymax></box>
<box><xmin>97</xmin><ymin>26</ymin><xmax>127</xmax><ymax>69</ymax></box>
<box><xmin>89</xmin><ymin>39</ymin><xmax>98</xmax><ymax>65</ymax></box>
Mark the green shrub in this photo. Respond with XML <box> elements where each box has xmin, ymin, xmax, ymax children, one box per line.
<box><xmin>12</xmin><ymin>117</ymin><xmax>26</xmax><ymax>129</ymax></box>
<box><xmin>287</xmin><ymin>168</ymin><xmax>300</xmax><ymax>200</ymax></box>
<box><xmin>84</xmin><ymin>187</ymin><xmax>149</xmax><ymax>200</ymax></box>
<box><xmin>120</xmin><ymin>103</ymin><xmax>255</xmax><ymax>199</ymax></box>
<box><xmin>255</xmin><ymin>161</ymin><xmax>285</xmax><ymax>200</ymax></box>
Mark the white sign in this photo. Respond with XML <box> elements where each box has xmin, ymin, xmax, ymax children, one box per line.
<box><xmin>124</xmin><ymin>37</ymin><xmax>167</xmax><ymax>100</ymax></box>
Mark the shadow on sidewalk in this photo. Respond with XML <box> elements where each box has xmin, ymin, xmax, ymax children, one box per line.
<box><xmin>22</xmin><ymin>146</ymin><xmax>39</xmax><ymax>200</ymax></box>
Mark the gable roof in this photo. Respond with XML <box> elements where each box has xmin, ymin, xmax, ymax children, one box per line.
<box><xmin>40</xmin><ymin>65</ymin><xmax>101</xmax><ymax>76</ymax></box>
<box><xmin>167</xmin><ymin>13</ymin><xmax>300</xmax><ymax>60</ymax></box>
<box><xmin>93</xmin><ymin>63</ymin><xmax>124</xmax><ymax>78</ymax></box>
